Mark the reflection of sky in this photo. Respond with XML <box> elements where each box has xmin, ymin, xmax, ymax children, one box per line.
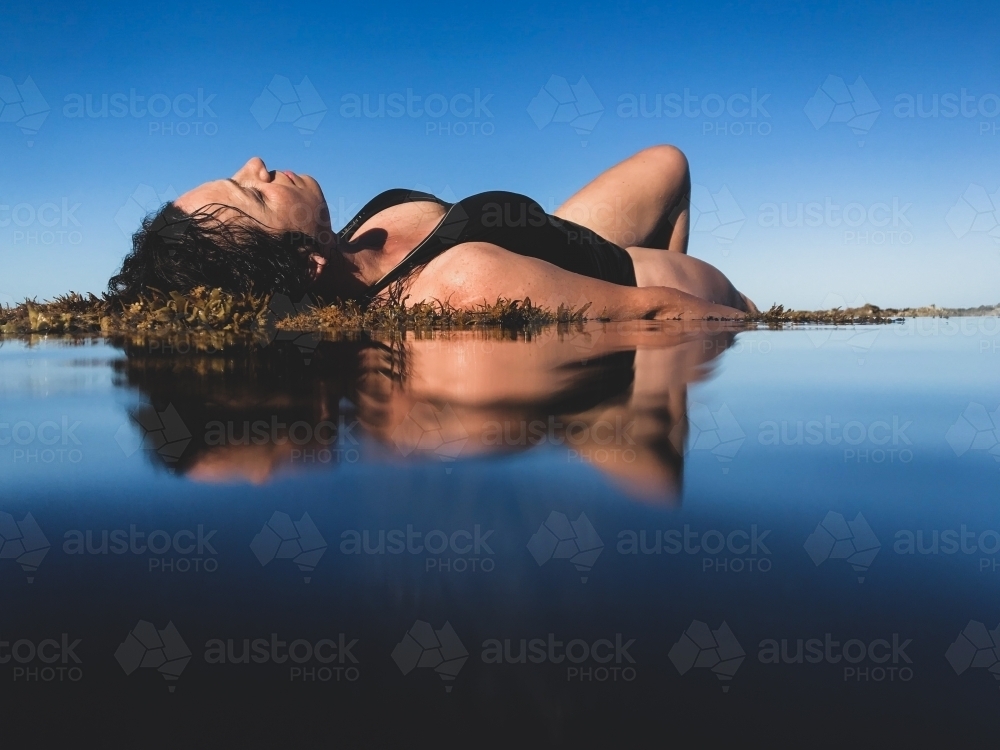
<box><xmin>1</xmin><ymin>324</ymin><xmax>996</xmax><ymax>512</ymax></box>
<box><xmin>690</xmin><ymin>327</ymin><xmax>999</xmax><ymax>507</ymax></box>
<box><xmin>1</xmin><ymin>328</ymin><xmax>999</xmax><ymax>738</ymax></box>
<box><xmin>2</xmin><ymin>0</ymin><xmax>1000</xmax><ymax>308</ymax></box>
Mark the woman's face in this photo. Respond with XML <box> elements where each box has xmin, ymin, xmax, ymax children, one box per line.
<box><xmin>175</xmin><ymin>157</ymin><xmax>335</xmax><ymax>276</ymax></box>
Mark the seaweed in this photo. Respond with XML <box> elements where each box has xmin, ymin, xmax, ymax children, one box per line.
<box><xmin>1</xmin><ymin>289</ymin><xmax>996</xmax><ymax>344</ymax></box>
<box><xmin>0</xmin><ymin>288</ymin><xmax>586</xmax><ymax>342</ymax></box>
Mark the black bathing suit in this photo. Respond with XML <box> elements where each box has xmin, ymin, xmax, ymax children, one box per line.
<box><xmin>337</xmin><ymin>190</ymin><xmax>637</xmax><ymax>301</ymax></box>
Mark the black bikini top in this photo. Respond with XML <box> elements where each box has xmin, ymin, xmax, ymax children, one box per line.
<box><xmin>337</xmin><ymin>188</ymin><xmax>636</xmax><ymax>302</ymax></box>
<box><xmin>337</xmin><ymin>189</ymin><xmax>468</xmax><ymax>301</ymax></box>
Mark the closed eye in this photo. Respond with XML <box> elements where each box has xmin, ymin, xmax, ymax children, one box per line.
<box><xmin>228</xmin><ymin>179</ymin><xmax>267</xmax><ymax>209</ymax></box>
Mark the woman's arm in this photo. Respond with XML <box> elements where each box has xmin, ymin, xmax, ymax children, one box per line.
<box><xmin>401</xmin><ymin>242</ymin><xmax>745</xmax><ymax>321</ymax></box>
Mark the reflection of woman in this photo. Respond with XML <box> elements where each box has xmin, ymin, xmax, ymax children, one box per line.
<box><xmin>113</xmin><ymin>339</ymin><xmax>369</xmax><ymax>483</ymax></box>
<box><xmin>117</xmin><ymin>324</ymin><xmax>735</xmax><ymax>503</ymax></box>
<box><xmin>109</xmin><ymin>147</ymin><xmax>754</xmax><ymax>320</ymax></box>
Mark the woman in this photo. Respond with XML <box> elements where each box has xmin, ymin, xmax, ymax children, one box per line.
<box><xmin>109</xmin><ymin>146</ymin><xmax>756</xmax><ymax>320</ymax></box>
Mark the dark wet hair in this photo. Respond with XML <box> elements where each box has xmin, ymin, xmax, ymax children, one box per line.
<box><xmin>107</xmin><ymin>203</ymin><xmax>315</xmax><ymax>301</ymax></box>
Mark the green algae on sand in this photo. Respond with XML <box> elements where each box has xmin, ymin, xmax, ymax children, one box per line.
<box><xmin>1</xmin><ymin>287</ymin><xmax>996</xmax><ymax>339</ymax></box>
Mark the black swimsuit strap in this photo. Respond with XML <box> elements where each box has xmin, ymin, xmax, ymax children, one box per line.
<box><xmin>363</xmin><ymin>200</ymin><xmax>472</xmax><ymax>301</ymax></box>
<box><xmin>336</xmin><ymin>189</ymin><xmax>447</xmax><ymax>244</ymax></box>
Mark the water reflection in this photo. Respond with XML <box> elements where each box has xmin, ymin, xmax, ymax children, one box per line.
<box><xmin>114</xmin><ymin>323</ymin><xmax>738</xmax><ymax>503</ymax></box>
<box><xmin>3</xmin><ymin>324</ymin><xmax>1000</xmax><ymax>744</ymax></box>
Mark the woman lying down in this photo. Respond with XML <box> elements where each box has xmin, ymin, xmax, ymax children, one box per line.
<box><xmin>109</xmin><ymin>145</ymin><xmax>756</xmax><ymax>320</ymax></box>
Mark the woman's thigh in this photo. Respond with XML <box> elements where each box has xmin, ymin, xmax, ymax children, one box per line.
<box><xmin>553</xmin><ymin>145</ymin><xmax>691</xmax><ymax>252</ymax></box>
<box><xmin>626</xmin><ymin>247</ymin><xmax>753</xmax><ymax>311</ymax></box>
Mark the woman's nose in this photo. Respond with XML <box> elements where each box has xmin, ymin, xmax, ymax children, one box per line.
<box><xmin>233</xmin><ymin>157</ymin><xmax>272</xmax><ymax>182</ymax></box>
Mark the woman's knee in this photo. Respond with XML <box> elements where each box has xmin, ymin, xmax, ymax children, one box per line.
<box><xmin>635</xmin><ymin>145</ymin><xmax>689</xmax><ymax>183</ymax></box>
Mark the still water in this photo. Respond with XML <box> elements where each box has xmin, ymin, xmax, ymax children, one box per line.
<box><xmin>1</xmin><ymin>319</ymin><xmax>998</xmax><ymax>745</ymax></box>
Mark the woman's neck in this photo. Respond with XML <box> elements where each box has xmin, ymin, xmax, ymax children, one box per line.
<box><xmin>312</xmin><ymin>201</ymin><xmax>448</xmax><ymax>301</ymax></box>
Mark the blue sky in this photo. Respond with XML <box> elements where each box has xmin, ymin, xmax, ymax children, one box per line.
<box><xmin>1</xmin><ymin>0</ymin><xmax>998</xmax><ymax>309</ymax></box>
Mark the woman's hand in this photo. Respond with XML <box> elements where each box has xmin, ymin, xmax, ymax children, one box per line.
<box><xmin>640</xmin><ymin>286</ymin><xmax>747</xmax><ymax>321</ymax></box>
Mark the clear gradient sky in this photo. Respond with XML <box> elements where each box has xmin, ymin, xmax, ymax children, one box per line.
<box><xmin>1</xmin><ymin>0</ymin><xmax>998</xmax><ymax>309</ymax></box>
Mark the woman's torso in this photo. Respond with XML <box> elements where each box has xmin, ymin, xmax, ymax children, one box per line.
<box><xmin>338</xmin><ymin>190</ymin><xmax>637</xmax><ymax>300</ymax></box>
